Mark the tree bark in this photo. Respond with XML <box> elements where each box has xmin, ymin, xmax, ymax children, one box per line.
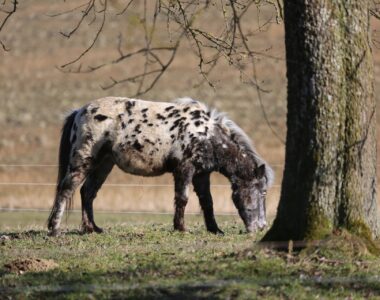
<box><xmin>263</xmin><ymin>0</ymin><xmax>378</xmax><ymax>242</ymax></box>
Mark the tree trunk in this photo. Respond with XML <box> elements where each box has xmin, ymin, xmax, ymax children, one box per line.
<box><xmin>263</xmin><ymin>0</ymin><xmax>378</xmax><ymax>242</ymax></box>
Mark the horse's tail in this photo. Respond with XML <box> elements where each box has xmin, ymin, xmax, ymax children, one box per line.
<box><xmin>48</xmin><ymin>110</ymin><xmax>77</xmax><ymax>224</ymax></box>
<box><xmin>56</xmin><ymin>110</ymin><xmax>77</xmax><ymax>192</ymax></box>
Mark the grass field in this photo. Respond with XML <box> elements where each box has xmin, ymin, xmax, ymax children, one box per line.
<box><xmin>1</xmin><ymin>212</ymin><xmax>380</xmax><ymax>299</ymax></box>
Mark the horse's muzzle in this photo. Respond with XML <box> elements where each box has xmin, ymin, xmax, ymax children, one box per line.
<box><xmin>246</xmin><ymin>220</ymin><xmax>267</xmax><ymax>233</ymax></box>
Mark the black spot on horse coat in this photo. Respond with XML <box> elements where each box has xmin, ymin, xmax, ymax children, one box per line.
<box><xmin>94</xmin><ymin>114</ymin><xmax>108</xmax><ymax>122</ymax></box>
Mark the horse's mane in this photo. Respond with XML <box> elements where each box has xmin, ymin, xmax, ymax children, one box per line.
<box><xmin>173</xmin><ymin>97</ymin><xmax>274</xmax><ymax>186</ymax></box>
<box><xmin>174</xmin><ymin>97</ymin><xmax>208</xmax><ymax>110</ymax></box>
<box><xmin>213</xmin><ymin>110</ymin><xmax>274</xmax><ymax>186</ymax></box>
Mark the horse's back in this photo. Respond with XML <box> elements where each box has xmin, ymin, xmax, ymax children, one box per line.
<box><xmin>72</xmin><ymin>97</ymin><xmax>214</xmax><ymax>176</ymax></box>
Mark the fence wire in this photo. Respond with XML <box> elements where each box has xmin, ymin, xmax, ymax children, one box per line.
<box><xmin>1</xmin><ymin>162</ymin><xmax>379</xmax><ymax>214</ymax></box>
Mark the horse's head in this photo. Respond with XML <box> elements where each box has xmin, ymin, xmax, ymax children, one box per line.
<box><xmin>232</xmin><ymin>164</ymin><xmax>270</xmax><ymax>233</ymax></box>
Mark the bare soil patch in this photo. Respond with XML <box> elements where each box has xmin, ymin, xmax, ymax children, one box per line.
<box><xmin>4</xmin><ymin>258</ymin><xmax>58</xmax><ymax>274</ymax></box>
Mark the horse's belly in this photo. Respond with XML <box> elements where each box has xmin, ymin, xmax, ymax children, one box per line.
<box><xmin>113</xmin><ymin>148</ymin><xmax>167</xmax><ymax>177</ymax></box>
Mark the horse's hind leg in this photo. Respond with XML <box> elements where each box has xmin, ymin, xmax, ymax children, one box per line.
<box><xmin>192</xmin><ymin>173</ymin><xmax>223</xmax><ymax>234</ymax></box>
<box><xmin>48</xmin><ymin>165</ymin><xmax>88</xmax><ymax>236</ymax></box>
<box><xmin>80</xmin><ymin>156</ymin><xmax>114</xmax><ymax>234</ymax></box>
<box><xmin>173</xmin><ymin>167</ymin><xmax>194</xmax><ymax>232</ymax></box>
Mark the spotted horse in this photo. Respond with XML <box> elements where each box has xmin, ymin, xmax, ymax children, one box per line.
<box><xmin>47</xmin><ymin>97</ymin><xmax>274</xmax><ymax>236</ymax></box>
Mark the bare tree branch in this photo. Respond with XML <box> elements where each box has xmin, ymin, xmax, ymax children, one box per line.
<box><xmin>58</xmin><ymin>0</ymin><xmax>95</xmax><ymax>38</ymax></box>
<box><xmin>55</xmin><ymin>0</ymin><xmax>283</xmax><ymax>91</ymax></box>
<box><xmin>60</xmin><ymin>0</ymin><xmax>106</xmax><ymax>68</ymax></box>
<box><xmin>46</xmin><ymin>1</ymin><xmax>91</xmax><ymax>18</ymax></box>
<box><xmin>116</xmin><ymin>0</ymin><xmax>134</xmax><ymax>15</ymax></box>
<box><xmin>370</xmin><ymin>0</ymin><xmax>380</xmax><ymax>19</ymax></box>
<box><xmin>0</xmin><ymin>0</ymin><xmax>17</xmax><ymax>51</ymax></box>
<box><xmin>371</xmin><ymin>0</ymin><xmax>380</xmax><ymax>49</ymax></box>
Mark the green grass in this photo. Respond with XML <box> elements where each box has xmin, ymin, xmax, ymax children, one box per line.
<box><xmin>1</xmin><ymin>212</ymin><xmax>380</xmax><ymax>299</ymax></box>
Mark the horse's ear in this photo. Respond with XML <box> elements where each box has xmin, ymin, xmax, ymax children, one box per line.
<box><xmin>255</xmin><ymin>164</ymin><xmax>266</xmax><ymax>179</ymax></box>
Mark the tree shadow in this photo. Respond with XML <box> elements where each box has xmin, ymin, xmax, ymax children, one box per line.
<box><xmin>0</xmin><ymin>269</ymin><xmax>234</xmax><ymax>300</ymax></box>
<box><xmin>2</xmin><ymin>267</ymin><xmax>380</xmax><ymax>299</ymax></box>
<box><xmin>308</xmin><ymin>277</ymin><xmax>380</xmax><ymax>297</ymax></box>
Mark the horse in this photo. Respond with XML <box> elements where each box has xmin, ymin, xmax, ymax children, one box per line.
<box><xmin>47</xmin><ymin>97</ymin><xmax>274</xmax><ymax>236</ymax></box>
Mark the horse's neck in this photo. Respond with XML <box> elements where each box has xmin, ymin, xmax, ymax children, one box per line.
<box><xmin>212</xmin><ymin>135</ymin><xmax>256</xmax><ymax>180</ymax></box>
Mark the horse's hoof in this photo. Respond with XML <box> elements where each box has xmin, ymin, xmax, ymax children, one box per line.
<box><xmin>208</xmin><ymin>228</ymin><xmax>224</xmax><ymax>235</ymax></box>
<box><xmin>174</xmin><ymin>226</ymin><xmax>186</xmax><ymax>232</ymax></box>
<box><xmin>82</xmin><ymin>228</ymin><xmax>94</xmax><ymax>234</ymax></box>
<box><xmin>81</xmin><ymin>224</ymin><xmax>94</xmax><ymax>234</ymax></box>
<box><xmin>94</xmin><ymin>226</ymin><xmax>104</xmax><ymax>233</ymax></box>
<box><xmin>216</xmin><ymin>229</ymin><xmax>224</xmax><ymax>235</ymax></box>
<box><xmin>82</xmin><ymin>225</ymin><xmax>103</xmax><ymax>234</ymax></box>
<box><xmin>48</xmin><ymin>229</ymin><xmax>61</xmax><ymax>237</ymax></box>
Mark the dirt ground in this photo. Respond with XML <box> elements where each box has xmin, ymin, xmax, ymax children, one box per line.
<box><xmin>0</xmin><ymin>1</ymin><xmax>379</xmax><ymax>217</ymax></box>
<box><xmin>4</xmin><ymin>258</ymin><xmax>58</xmax><ymax>274</ymax></box>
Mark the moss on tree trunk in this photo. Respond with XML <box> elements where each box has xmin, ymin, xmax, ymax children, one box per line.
<box><xmin>263</xmin><ymin>0</ymin><xmax>378</xmax><ymax>243</ymax></box>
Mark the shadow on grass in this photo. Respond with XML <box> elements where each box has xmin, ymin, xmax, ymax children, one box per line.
<box><xmin>0</xmin><ymin>269</ymin><xmax>232</xmax><ymax>300</ymax></box>
<box><xmin>1</xmin><ymin>267</ymin><xmax>380</xmax><ymax>299</ymax></box>
<box><xmin>310</xmin><ymin>277</ymin><xmax>380</xmax><ymax>297</ymax></box>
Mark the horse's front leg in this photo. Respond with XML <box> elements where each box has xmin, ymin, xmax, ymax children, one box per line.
<box><xmin>173</xmin><ymin>167</ymin><xmax>193</xmax><ymax>232</ymax></box>
<box><xmin>192</xmin><ymin>173</ymin><xmax>224</xmax><ymax>235</ymax></box>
